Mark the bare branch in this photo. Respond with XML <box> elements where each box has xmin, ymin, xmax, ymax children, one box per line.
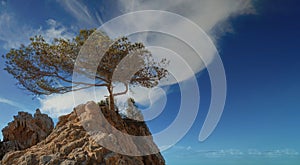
<box><xmin>113</xmin><ymin>83</ymin><xmax>129</xmax><ymax>97</ymax></box>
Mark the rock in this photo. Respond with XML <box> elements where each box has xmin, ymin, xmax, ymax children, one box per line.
<box><xmin>126</xmin><ymin>98</ymin><xmax>144</xmax><ymax>121</ymax></box>
<box><xmin>60</xmin><ymin>160</ymin><xmax>77</xmax><ymax>165</ymax></box>
<box><xmin>0</xmin><ymin>109</ymin><xmax>54</xmax><ymax>159</ymax></box>
<box><xmin>40</xmin><ymin>155</ymin><xmax>53</xmax><ymax>164</ymax></box>
<box><xmin>0</xmin><ymin>101</ymin><xmax>165</xmax><ymax>165</ymax></box>
<box><xmin>0</xmin><ymin>141</ymin><xmax>19</xmax><ymax>158</ymax></box>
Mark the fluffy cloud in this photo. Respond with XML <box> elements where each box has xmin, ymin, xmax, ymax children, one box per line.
<box><xmin>39</xmin><ymin>88</ymin><xmax>107</xmax><ymax>118</ymax></box>
<box><xmin>39</xmin><ymin>85</ymin><xmax>169</xmax><ymax>118</ymax></box>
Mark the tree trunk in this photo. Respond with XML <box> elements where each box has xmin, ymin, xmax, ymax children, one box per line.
<box><xmin>107</xmin><ymin>85</ymin><xmax>116</xmax><ymax>112</ymax></box>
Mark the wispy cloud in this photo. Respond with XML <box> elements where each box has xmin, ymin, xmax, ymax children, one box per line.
<box><xmin>203</xmin><ymin>149</ymin><xmax>300</xmax><ymax>158</ymax></box>
<box><xmin>247</xmin><ymin>149</ymin><xmax>300</xmax><ymax>158</ymax></box>
<box><xmin>114</xmin><ymin>0</ymin><xmax>255</xmax><ymax>84</ymax></box>
<box><xmin>0</xmin><ymin>97</ymin><xmax>25</xmax><ymax>110</ymax></box>
<box><xmin>57</xmin><ymin>0</ymin><xmax>103</xmax><ymax>27</ymax></box>
<box><xmin>57</xmin><ymin>0</ymin><xmax>256</xmax><ymax>44</ymax></box>
<box><xmin>201</xmin><ymin>149</ymin><xmax>245</xmax><ymax>158</ymax></box>
<box><xmin>1</xmin><ymin>1</ymin><xmax>257</xmax><ymax>117</ymax></box>
<box><xmin>41</xmin><ymin>19</ymin><xmax>75</xmax><ymax>43</ymax></box>
<box><xmin>57</xmin><ymin>0</ymin><xmax>256</xmax><ymax>84</ymax></box>
<box><xmin>0</xmin><ymin>11</ymin><xmax>25</xmax><ymax>49</ymax></box>
<box><xmin>163</xmin><ymin>146</ymin><xmax>300</xmax><ymax>158</ymax></box>
<box><xmin>117</xmin><ymin>0</ymin><xmax>255</xmax><ymax>33</ymax></box>
<box><xmin>0</xmin><ymin>9</ymin><xmax>74</xmax><ymax>50</ymax></box>
<box><xmin>0</xmin><ymin>11</ymin><xmax>76</xmax><ymax>117</ymax></box>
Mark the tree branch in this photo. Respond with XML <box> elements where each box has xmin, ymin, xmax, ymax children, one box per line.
<box><xmin>113</xmin><ymin>83</ymin><xmax>128</xmax><ymax>97</ymax></box>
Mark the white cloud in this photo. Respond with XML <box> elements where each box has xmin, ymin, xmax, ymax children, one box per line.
<box><xmin>56</xmin><ymin>0</ymin><xmax>256</xmax><ymax>85</ymax></box>
<box><xmin>250</xmin><ymin>149</ymin><xmax>300</xmax><ymax>158</ymax></box>
<box><xmin>0</xmin><ymin>97</ymin><xmax>25</xmax><ymax>109</ymax></box>
<box><xmin>1</xmin><ymin>1</ymin><xmax>256</xmax><ymax>117</ymax></box>
<box><xmin>39</xmin><ymin>84</ymin><xmax>168</xmax><ymax>118</ymax></box>
<box><xmin>0</xmin><ymin>12</ymin><xmax>25</xmax><ymax>49</ymax></box>
<box><xmin>41</xmin><ymin>19</ymin><xmax>75</xmax><ymax>42</ymax></box>
<box><xmin>118</xmin><ymin>0</ymin><xmax>255</xmax><ymax>32</ymax></box>
<box><xmin>57</xmin><ymin>0</ymin><xmax>102</xmax><ymax>27</ymax></box>
<box><xmin>163</xmin><ymin>146</ymin><xmax>300</xmax><ymax>158</ymax></box>
<box><xmin>114</xmin><ymin>0</ymin><xmax>255</xmax><ymax>47</ymax></box>
<box><xmin>39</xmin><ymin>88</ymin><xmax>107</xmax><ymax>118</ymax></box>
<box><xmin>57</xmin><ymin>0</ymin><xmax>255</xmax><ymax>43</ymax></box>
<box><xmin>110</xmin><ymin>0</ymin><xmax>255</xmax><ymax>84</ymax></box>
<box><xmin>203</xmin><ymin>149</ymin><xmax>244</xmax><ymax>158</ymax></box>
<box><xmin>201</xmin><ymin>149</ymin><xmax>300</xmax><ymax>158</ymax></box>
<box><xmin>0</xmin><ymin>12</ymin><xmax>76</xmax><ymax>117</ymax></box>
<box><xmin>0</xmin><ymin>10</ymin><xmax>74</xmax><ymax>50</ymax></box>
<box><xmin>39</xmin><ymin>0</ymin><xmax>256</xmax><ymax>117</ymax></box>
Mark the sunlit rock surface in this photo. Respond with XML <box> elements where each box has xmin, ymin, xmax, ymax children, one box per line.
<box><xmin>0</xmin><ymin>109</ymin><xmax>54</xmax><ymax>159</ymax></box>
<box><xmin>0</xmin><ymin>101</ymin><xmax>165</xmax><ymax>165</ymax></box>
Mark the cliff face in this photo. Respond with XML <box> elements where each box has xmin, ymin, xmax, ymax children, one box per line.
<box><xmin>0</xmin><ymin>109</ymin><xmax>54</xmax><ymax>159</ymax></box>
<box><xmin>0</xmin><ymin>101</ymin><xmax>165</xmax><ymax>165</ymax></box>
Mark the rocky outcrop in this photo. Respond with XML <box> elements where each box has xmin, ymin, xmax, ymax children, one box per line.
<box><xmin>0</xmin><ymin>109</ymin><xmax>54</xmax><ymax>159</ymax></box>
<box><xmin>0</xmin><ymin>101</ymin><xmax>165</xmax><ymax>165</ymax></box>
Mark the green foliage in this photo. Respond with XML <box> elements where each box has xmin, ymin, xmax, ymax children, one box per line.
<box><xmin>98</xmin><ymin>100</ymin><xmax>107</xmax><ymax>106</ymax></box>
<box><xmin>3</xmin><ymin>29</ymin><xmax>169</xmax><ymax>111</ymax></box>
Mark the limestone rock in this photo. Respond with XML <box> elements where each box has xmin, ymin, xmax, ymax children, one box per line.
<box><xmin>0</xmin><ymin>109</ymin><xmax>54</xmax><ymax>159</ymax></box>
<box><xmin>1</xmin><ymin>101</ymin><xmax>165</xmax><ymax>165</ymax></box>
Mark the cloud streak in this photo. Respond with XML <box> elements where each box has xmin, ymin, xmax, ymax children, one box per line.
<box><xmin>0</xmin><ymin>97</ymin><xmax>25</xmax><ymax>110</ymax></box>
<box><xmin>57</xmin><ymin>0</ymin><xmax>103</xmax><ymax>27</ymax></box>
<box><xmin>163</xmin><ymin>146</ymin><xmax>300</xmax><ymax>158</ymax></box>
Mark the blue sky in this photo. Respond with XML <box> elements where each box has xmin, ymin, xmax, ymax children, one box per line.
<box><xmin>1</xmin><ymin>0</ymin><xmax>300</xmax><ymax>164</ymax></box>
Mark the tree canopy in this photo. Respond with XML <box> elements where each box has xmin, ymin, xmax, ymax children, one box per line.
<box><xmin>3</xmin><ymin>29</ymin><xmax>169</xmax><ymax>112</ymax></box>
